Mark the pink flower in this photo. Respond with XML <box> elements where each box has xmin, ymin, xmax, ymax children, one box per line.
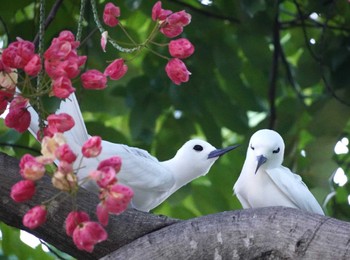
<box><xmin>52</xmin><ymin>161</ymin><xmax>77</xmax><ymax>192</ymax></box>
<box><xmin>4</xmin><ymin>96</ymin><xmax>31</xmax><ymax>133</ymax></box>
<box><xmin>101</xmin><ymin>31</ymin><xmax>108</xmax><ymax>52</ymax></box>
<box><xmin>152</xmin><ymin>1</ymin><xmax>172</xmax><ymax>21</ymax></box>
<box><xmin>72</xmin><ymin>221</ymin><xmax>108</xmax><ymax>252</ymax></box>
<box><xmin>36</xmin><ymin>125</ymin><xmax>55</xmax><ymax>140</ymax></box>
<box><xmin>44</xmin><ymin>31</ymin><xmax>79</xmax><ymax>61</ymax></box>
<box><xmin>55</xmin><ymin>144</ymin><xmax>77</xmax><ymax>163</ymax></box>
<box><xmin>160</xmin><ymin>10</ymin><xmax>191</xmax><ymax>38</ymax></box>
<box><xmin>82</xmin><ymin>136</ymin><xmax>102</xmax><ymax>158</ymax></box>
<box><xmin>103</xmin><ymin>3</ymin><xmax>120</xmax><ymax>27</ymax></box>
<box><xmin>57</xmin><ymin>30</ymin><xmax>79</xmax><ymax>45</ymax></box>
<box><xmin>160</xmin><ymin>25</ymin><xmax>183</xmax><ymax>38</ymax></box>
<box><xmin>45</xmin><ymin>59</ymin><xmax>64</xmax><ymax>79</ymax></box>
<box><xmin>60</xmin><ymin>59</ymin><xmax>80</xmax><ymax>79</ymax></box>
<box><xmin>167</xmin><ymin>10</ymin><xmax>191</xmax><ymax>27</ymax></box>
<box><xmin>0</xmin><ymin>90</ymin><xmax>14</xmax><ymax>116</ymax></box>
<box><xmin>45</xmin><ymin>55</ymin><xmax>86</xmax><ymax>80</ymax></box>
<box><xmin>165</xmin><ymin>58</ymin><xmax>191</xmax><ymax>85</ymax></box>
<box><xmin>102</xmin><ymin>183</ymin><xmax>133</xmax><ymax>215</ymax></box>
<box><xmin>23</xmin><ymin>205</ymin><xmax>47</xmax><ymax>229</ymax></box>
<box><xmin>19</xmin><ymin>154</ymin><xmax>45</xmax><ymax>181</ymax></box>
<box><xmin>0</xmin><ymin>65</ymin><xmax>18</xmax><ymax>89</ymax></box>
<box><xmin>47</xmin><ymin>113</ymin><xmax>75</xmax><ymax>133</ymax></box>
<box><xmin>97</xmin><ymin>156</ymin><xmax>122</xmax><ymax>173</ymax></box>
<box><xmin>168</xmin><ymin>38</ymin><xmax>195</xmax><ymax>59</ymax></box>
<box><xmin>104</xmin><ymin>59</ymin><xmax>128</xmax><ymax>80</ymax></box>
<box><xmin>81</xmin><ymin>70</ymin><xmax>107</xmax><ymax>90</ymax></box>
<box><xmin>51</xmin><ymin>76</ymin><xmax>75</xmax><ymax>99</ymax></box>
<box><xmin>65</xmin><ymin>211</ymin><xmax>90</xmax><ymax>236</ymax></box>
<box><xmin>2</xmin><ymin>39</ymin><xmax>35</xmax><ymax>69</ymax></box>
<box><xmin>96</xmin><ymin>203</ymin><xmax>109</xmax><ymax>226</ymax></box>
<box><xmin>40</xmin><ymin>133</ymin><xmax>66</xmax><ymax>163</ymax></box>
<box><xmin>44</xmin><ymin>31</ymin><xmax>85</xmax><ymax>80</ymax></box>
<box><xmin>90</xmin><ymin>167</ymin><xmax>117</xmax><ymax>188</ymax></box>
<box><xmin>24</xmin><ymin>54</ymin><xmax>42</xmax><ymax>76</ymax></box>
<box><xmin>10</xmin><ymin>180</ymin><xmax>36</xmax><ymax>202</ymax></box>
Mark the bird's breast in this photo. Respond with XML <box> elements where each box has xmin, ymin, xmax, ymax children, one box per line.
<box><xmin>236</xmin><ymin>167</ymin><xmax>297</xmax><ymax>209</ymax></box>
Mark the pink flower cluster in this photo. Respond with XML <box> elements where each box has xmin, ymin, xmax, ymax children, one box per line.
<box><xmin>0</xmin><ymin>31</ymin><xmax>130</xmax><ymax>134</ymax></box>
<box><xmin>100</xmin><ymin>1</ymin><xmax>194</xmax><ymax>86</ymax></box>
<box><xmin>2</xmin><ymin>38</ymin><xmax>41</xmax><ymax>76</ymax></box>
<box><xmin>44</xmin><ymin>31</ymin><xmax>86</xmax><ymax>98</ymax></box>
<box><xmin>66</xmin><ymin>211</ymin><xmax>107</xmax><ymax>252</ymax></box>
<box><xmin>10</xmin><ymin>118</ymin><xmax>133</xmax><ymax>251</ymax></box>
<box><xmin>152</xmin><ymin>1</ymin><xmax>194</xmax><ymax>85</ymax></box>
<box><xmin>0</xmin><ymin>39</ymin><xmax>40</xmax><ymax>132</ymax></box>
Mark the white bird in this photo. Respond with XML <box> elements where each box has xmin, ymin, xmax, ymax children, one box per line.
<box><xmin>233</xmin><ymin>129</ymin><xmax>324</xmax><ymax>215</ymax></box>
<box><xmin>28</xmin><ymin>93</ymin><xmax>238</xmax><ymax>212</ymax></box>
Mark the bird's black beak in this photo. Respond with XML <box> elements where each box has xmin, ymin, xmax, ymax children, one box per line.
<box><xmin>207</xmin><ymin>144</ymin><xmax>240</xmax><ymax>159</ymax></box>
<box><xmin>255</xmin><ymin>155</ymin><xmax>267</xmax><ymax>174</ymax></box>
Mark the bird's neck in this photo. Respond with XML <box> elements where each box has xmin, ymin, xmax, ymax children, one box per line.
<box><xmin>160</xmin><ymin>158</ymin><xmax>202</xmax><ymax>193</ymax></box>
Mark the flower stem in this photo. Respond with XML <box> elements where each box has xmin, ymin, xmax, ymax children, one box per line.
<box><xmin>76</xmin><ymin>0</ymin><xmax>86</xmax><ymax>42</ymax></box>
<box><xmin>89</xmin><ymin>0</ymin><xmax>140</xmax><ymax>53</ymax></box>
<box><xmin>36</xmin><ymin>0</ymin><xmax>46</xmax><ymax>133</ymax></box>
<box><xmin>118</xmin><ymin>22</ymin><xmax>138</xmax><ymax>46</ymax></box>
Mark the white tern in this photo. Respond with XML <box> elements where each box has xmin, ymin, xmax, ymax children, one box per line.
<box><xmin>28</xmin><ymin>93</ymin><xmax>238</xmax><ymax>212</ymax></box>
<box><xmin>233</xmin><ymin>129</ymin><xmax>324</xmax><ymax>215</ymax></box>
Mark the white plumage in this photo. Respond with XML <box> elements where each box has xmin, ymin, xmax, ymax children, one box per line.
<box><xmin>233</xmin><ymin>129</ymin><xmax>324</xmax><ymax>215</ymax></box>
<box><xmin>28</xmin><ymin>93</ymin><xmax>238</xmax><ymax>212</ymax></box>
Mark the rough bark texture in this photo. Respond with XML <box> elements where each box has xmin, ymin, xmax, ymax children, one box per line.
<box><xmin>1</xmin><ymin>152</ymin><xmax>350</xmax><ymax>260</ymax></box>
<box><xmin>0</xmin><ymin>152</ymin><xmax>179</xmax><ymax>259</ymax></box>
<box><xmin>105</xmin><ymin>207</ymin><xmax>350</xmax><ymax>260</ymax></box>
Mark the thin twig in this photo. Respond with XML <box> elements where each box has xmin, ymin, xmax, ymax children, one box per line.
<box><xmin>0</xmin><ymin>142</ymin><xmax>41</xmax><ymax>154</ymax></box>
<box><xmin>169</xmin><ymin>0</ymin><xmax>240</xmax><ymax>24</ymax></box>
<box><xmin>89</xmin><ymin>0</ymin><xmax>139</xmax><ymax>53</ymax></box>
<box><xmin>268</xmin><ymin>0</ymin><xmax>280</xmax><ymax>130</ymax></box>
<box><xmin>278</xmin><ymin>39</ymin><xmax>305</xmax><ymax>102</ymax></box>
<box><xmin>33</xmin><ymin>0</ymin><xmax>64</xmax><ymax>46</ymax></box>
<box><xmin>281</xmin><ymin>19</ymin><xmax>350</xmax><ymax>32</ymax></box>
<box><xmin>293</xmin><ymin>0</ymin><xmax>350</xmax><ymax>106</ymax></box>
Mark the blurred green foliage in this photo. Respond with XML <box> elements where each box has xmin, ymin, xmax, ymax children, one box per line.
<box><xmin>1</xmin><ymin>0</ymin><xmax>350</xmax><ymax>258</ymax></box>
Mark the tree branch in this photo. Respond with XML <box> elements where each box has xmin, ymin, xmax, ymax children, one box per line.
<box><xmin>33</xmin><ymin>0</ymin><xmax>64</xmax><ymax>46</ymax></box>
<box><xmin>105</xmin><ymin>207</ymin><xmax>350</xmax><ymax>259</ymax></box>
<box><xmin>268</xmin><ymin>0</ymin><xmax>280</xmax><ymax>129</ymax></box>
<box><xmin>0</xmin><ymin>152</ymin><xmax>178</xmax><ymax>259</ymax></box>
<box><xmin>1</xmin><ymin>152</ymin><xmax>350</xmax><ymax>259</ymax></box>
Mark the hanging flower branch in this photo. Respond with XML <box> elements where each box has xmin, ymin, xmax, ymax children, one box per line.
<box><xmin>0</xmin><ymin>0</ymin><xmax>194</xmax><ymax>253</ymax></box>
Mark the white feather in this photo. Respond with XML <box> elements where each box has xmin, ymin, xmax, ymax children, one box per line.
<box><xmin>233</xmin><ymin>129</ymin><xmax>324</xmax><ymax>215</ymax></box>
<box><xmin>28</xmin><ymin>93</ymin><xmax>236</xmax><ymax>212</ymax></box>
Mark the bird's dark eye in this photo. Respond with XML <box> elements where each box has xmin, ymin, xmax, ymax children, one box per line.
<box><xmin>193</xmin><ymin>145</ymin><xmax>203</xmax><ymax>151</ymax></box>
<box><xmin>273</xmin><ymin>147</ymin><xmax>280</xmax><ymax>154</ymax></box>
<box><xmin>250</xmin><ymin>144</ymin><xmax>255</xmax><ymax>150</ymax></box>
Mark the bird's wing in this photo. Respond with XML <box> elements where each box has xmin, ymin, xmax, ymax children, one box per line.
<box><xmin>99</xmin><ymin>140</ymin><xmax>176</xmax><ymax>192</ymax></box>
<box><xmin>28</xmin><ymin>105</ymin><xmax>40</xmax><ymax>139</ymax></box>
<box><xmin>28</xmin><ymin>93</ymin><xmax>90</xmax><ymax>149</ymax></box>
<box><xmin>235</xmin><ymin>193</ymin><xmax>252</xmax><ymax>209</ymax></box>
<box><xmin>266</xmin><ymin>166</ymin><xmax>324</xmax><ymax>215</ymax></box>
<box><xmin>57</xmin><ymin>93</ymin><xmax>90</xmax><ymax>147</ymax></box>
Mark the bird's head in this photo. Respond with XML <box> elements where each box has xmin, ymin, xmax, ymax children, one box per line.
<box><xmin>174</xmin><ymin>139</ymin><xmax>239</xmax><ymax>176</ymax></box>
<box><xmin>246</xmin><ymin>129</ymin><xmax>285</xmax><ymax>174</ymax></box>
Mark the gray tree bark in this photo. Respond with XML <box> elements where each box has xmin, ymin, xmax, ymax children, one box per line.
<box><xmin>1</xmin><ymin>152</ymin><xmax>350</xmax><ymax>260</ymax></box>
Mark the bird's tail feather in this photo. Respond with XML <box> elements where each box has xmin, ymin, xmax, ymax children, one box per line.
<box><xmin>28</xmin><ymin>93</ymin><xmax>90</xmax><ymax>153</ymax></box>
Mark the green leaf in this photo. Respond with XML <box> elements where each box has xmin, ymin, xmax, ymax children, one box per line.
<box><xmin>0</xmin><ymin>223</ymin><xmax>54</xmax><ymax>260</ymax></box>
